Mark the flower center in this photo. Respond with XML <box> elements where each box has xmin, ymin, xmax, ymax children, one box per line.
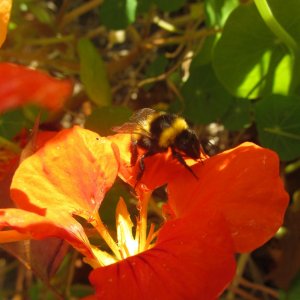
<box><xmin>88</xmin><ymin>190</ymin><xmax>157</xmax><ymax>267</ymax></box>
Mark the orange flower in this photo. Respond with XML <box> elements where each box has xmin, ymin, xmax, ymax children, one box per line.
<box><xmin>0</xmin><ymin>63</ymin><xmax>73</xmax><ymax>113</ymax></box>
<box><xmin>0</xmin><ymin>0</ymin><xmax>12</xmax><ymax>47</ymax></box>
<box><xmin>0</xmin><ymin>127</ymin><xmax>288</xmax><ymax>299</ymax></box>
<box><xmin>89</xmin><ymin>212</ymin><xmax>236</xmax><ymax>300</ymax></box>
<box><xmin>167</xmin><ymin>142</ymin><xmax>289</xmax><ymax>252</ymax></box>
<box><xmin>1</xmin><ymin>127</ymin><xmax>119</xmax><ymax>259</ymax></box>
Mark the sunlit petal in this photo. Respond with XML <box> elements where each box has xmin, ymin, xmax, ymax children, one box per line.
<box><xmin>168</xmin><ymin>142</ymin><xmax>289</xmax><ymax>252</ymax></box>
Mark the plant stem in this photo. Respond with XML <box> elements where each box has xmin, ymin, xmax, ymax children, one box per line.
<box><xmin>137</xmin><ymin>191</ymin><xmax>152</xmax><ymax>252</ymax></box>
<box><xmin>254</xmin><ymin>0</ymin><xmax>300</xmax><ymax>94</ymax></box>
<box><xmin>59</xmin><ymin>0</ymin><xmax>103</xmax><ymax>28</ymax></box>
<box><xmin>227</xmin><ymin>253</ymin><xmax>250</xmax><ymax>300</ymax></box>
<box><xmin>254</xmin><ymin>0</ymin><xmax>298</xmax><ymax>53</ymax></box>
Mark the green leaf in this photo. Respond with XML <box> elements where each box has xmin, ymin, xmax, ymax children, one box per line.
<box><xmin>279</xmin><ymin>271</ymin><xmax>300</xmax><ymax>300</ymax></box>
<box><xmin>30</xmin><ymin>3</ymin><xmax>53</xmax><ymax>24</ymax></box>
<box><xmin>190</xmin><ymin>36</ymin><xmax>217</xmax><ymax>66</ymax></box>
<box><xmin>100</xmin><ymin>182</ymin><xmax>132</xmax><ymax>227</ymax></box>
<box><xmin>205</xmin><ymin>0</ymin><xmax>239</xmax><ymax>27</ymax></box>
<box><xmin>221</xmin><ymin>98</ymin><xmax>252</xmax><ymax>130</ymax></box>
<box><xmin>100</xmin><ymin>0</ymin><xmax>137</xmax><ymax>30</ymax></box>
<box><xmin>29</xmin><ymin>280</ymin><xmax>56</xmax><ymax>300</ymax></box>
<box><xmin>85</xmin><ymin>106</ymin><xmax>132</xmax><ymax>136</ymax></box>
<box><xmin>212</xmin><ymin>0</ymin><xmax>300</xmax><ymax>98</ymax></box>
<box><xmin>255</xmin><ymin>94</ymin><xmax>300</xmax><ymax>161</ymax></box>
<box><xmin>22</xmin><ymin>105</ymin><xmax>49</xmax><ymax>123</ymax></box>
<box><xmin>77</xmin><ymin>39</ymin><xmax>112</xmax><ymax>107</ymax></box>
<box><xmin>153</xmin><ymin>0</ymin><xmax>186</xmax><ymax>12</ymax></box>
<box><xmin>70</xmin><ymin>284</ymin><xmax>94</xmax><ymax>298</ymax></box>
<box><xmin>145</xmin><ymin>55</ymin><xmax>168</xmax><ymax>78</ymax></box>
<box><xmin>137</xmin><ymin>0</ymin><xmax>154</xmax><ymax>13</ymax></box>
<box><xmin>182</xmin><ymin>64</ymin><xmax>234</xmax><ymax>124</ymax></box>
<box><xmin>0</xmin><ymin>109</ymin><xmax>28</xmax><ymax>139</ymax></box>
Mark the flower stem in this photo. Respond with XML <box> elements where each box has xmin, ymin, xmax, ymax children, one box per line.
<box><xmin>253</xmin><ymin>0</ymin><xmax>298</xmax><ymax>53</ymax></box>
<box><xmin>227</xmin><ymin>253</ymin><xmax>250</xmax><ymax>300</ymax></box>
<box><xmin>92</xmin><ymin>215</ymin><xmax>121</xmax><ymax>260</ymax></box>
<box><xmin>137</xmin><ymin>191</ymin><xmax>152</xmax><ymax>252</ymax></box>
<box><xmin>253</xmin><ymin>0</ymin><xmax>300</xmax><ymax>94</ymax></box>
<box><xmin>0</xmin><ymin>230</ymin><xmax>31</xmax><ymax>243</ymax></box>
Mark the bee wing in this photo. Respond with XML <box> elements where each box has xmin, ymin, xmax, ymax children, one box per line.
<box><xmin>112</xmin><ymin>108</ymin><xmax>156</xmax><ymax>137</ymax></box>
<box><xmin>112</xmin><ymin>122</ymin><xmax>139</xmax><ymax>133</ymax></box>
<box><xmin>129</xmin><ymin>108</ymin><xmax>156</xmax><ymax>122</ymax></box>
<box><xmin>112</xmin><ymin>122</ymin><xmax>152</xmax><ymax>137</ymax></box>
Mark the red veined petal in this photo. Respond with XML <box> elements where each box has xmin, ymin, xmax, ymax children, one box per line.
<box><xmin>0</xmin><ymin>63</ymin><xmax>73</xmax><ymax>113</ymax></box>
<box><xmin>10</xmin><ymin>126</ymin><xmax>119</xmax><ymax>220</ymax></box>
<box><xmin>0</xmin><ymin>208</ymin><xmax>93</xmax><ymax>257</ymax></box>
<box><xmin>109</xmin><ymin>134</ymin><xmax>199</xmax><ymax>191</ymax></box>
<box><xmin>168</xmin><ymin>142</ymin><xmax>289</xmax><ymax>252</ymax></box>
<box><xmin>0</xmin><ymin>0</ymin><xmax>12</xmax><ymax>47</ymax></box>
<box><xmin>89</xmin><ymin>210</ymin><xmax>236</xmax><ymax>300</ymax></box>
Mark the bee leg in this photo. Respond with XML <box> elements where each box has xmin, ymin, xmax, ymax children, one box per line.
<box><xmin>134</xmin><ymin>151</ymin><xmax>155</xmax><ymax>188</ymax></box>
<box><xmin>171</xmin><ymin>148</ymin><xmax>199</xmax><ymax>180</ymax></box>
<box><xmin>130</xmin><ymin>139</ymin><xmax>138</xmax><ymax>166</ymax></box>
<box><xmin>136</xmin><ymin>154</ymin><xmax>145</xmax><ymax>183</ymax></box>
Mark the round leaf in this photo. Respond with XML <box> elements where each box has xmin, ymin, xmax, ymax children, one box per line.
<box><xmin>182</xmin><ymin>64</ymin><xmax>234</xmax><ymax>124</ymax></box>
<box><xmin>221</xmin><ymin>98</ymin><xmax>252</xmax><ymax>130</ymax></box>
<box><xmin>212</xmin><ymin>0</ymin><xmax>300</xmax><ymax>98</ymax></box>
<box><xmin>255</xmin><ymin>94</ymin><xmax>300</xmax><ymax>161</ymax></box>
<box><xmin>100</xmin><ymin>0</ymin><xmax>137</xmax><ymax>30</ymax></box>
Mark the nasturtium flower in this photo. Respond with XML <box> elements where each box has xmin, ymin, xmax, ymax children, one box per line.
<box><xmin>0</xmin><ymin>0</ymin><xmax>12</xmax><ymax>47</ymax></box>
<box><xmin>1</xmin><ymin>127</ymin><xmax>119</xmax><ymax>258</ymax></box>
<box><xmin>167</xmin><ymin>143</ymin><xmax>288</xmax><ymax>252</ymax></box>
<box><xmin>0</xmin><ymin>126</ymin><xmax>288</xmax><ymax>300</ymax></box>
<box><xmin>0</xmin><ymin>63</ymin><xmax>73</xmax><ymax>113</ymax></box>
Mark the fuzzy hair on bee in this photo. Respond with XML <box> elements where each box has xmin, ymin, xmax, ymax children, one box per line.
<box><xmin>113</xmin><ymin>108</ymin><xmax>201</xmax><ymax>184</ymax></box>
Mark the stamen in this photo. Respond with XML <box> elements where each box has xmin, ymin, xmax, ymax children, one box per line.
<box><xmin>91</xmin><ymin>214</ymin><xmax>121</xmax><ymax>260</ymax></box>
<box><xmin>116</xmin><ymin>197</ymin><xmax>138</xmax><ymax>257</ymax></box>
<box><xmin>136</xmin><ymin>190</ymin><xmax>152</xmax><ymax>252</ymax></box>
<box><xmin>144</xmin><ymin>223</ymin><xmax>156</xmax><ymax>251</ymax></box>
<box><xmin>85</xmin><ymin>246</ymin><xmax>118</xmax><ymax>268</ymax></box>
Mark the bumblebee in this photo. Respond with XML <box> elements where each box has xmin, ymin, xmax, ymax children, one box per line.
<box><xmin>113</xmin><ymin>108</ymin><xmax>200</xmax><ymax>183</ymax></box>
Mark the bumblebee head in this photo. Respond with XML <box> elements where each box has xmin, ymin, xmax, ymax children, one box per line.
<box><xmin>174</xmin><ymin>129</ymin><xmax>200</xmax><ymax>159</ymax></box>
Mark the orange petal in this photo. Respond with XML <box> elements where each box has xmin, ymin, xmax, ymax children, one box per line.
<box><xmin>168</xmin><ymin>142</ymin><xmax>289</xmax><ymax>252</ymax></box>
<box><xmin>0</xmin><ymin>63</ymin><xmax>73</xmax><ymax>113</ymax></box>
<box><xmin>0</xmin><ymin>0</ymin><xmax>12</xmax><ymax>47</ymax></box>
<box><xmin>0</xmin><ymin>208</ymin><xmax>93</xmax><ymax>257</ymax></box>
<box><xmin>11</xmin><ymin>126</ymin><xmax>119</xmax><ymax>219</ymax></box>
<box><xmin>89</xmin><ymin>210</ymin><xmax>236</xmax><ymax>300</ymax></box>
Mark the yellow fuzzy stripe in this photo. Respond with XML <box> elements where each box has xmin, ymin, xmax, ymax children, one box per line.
<box><xmin>158</xmin><ymin>117</ymin><xmax>188</xmax><ymax>148</ymax></box>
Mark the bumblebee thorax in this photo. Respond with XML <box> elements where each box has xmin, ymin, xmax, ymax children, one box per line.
<box><xmin>158</xmin><ymin>117</ymin><xmax>188</xmax><ymax>148</ymax></box>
